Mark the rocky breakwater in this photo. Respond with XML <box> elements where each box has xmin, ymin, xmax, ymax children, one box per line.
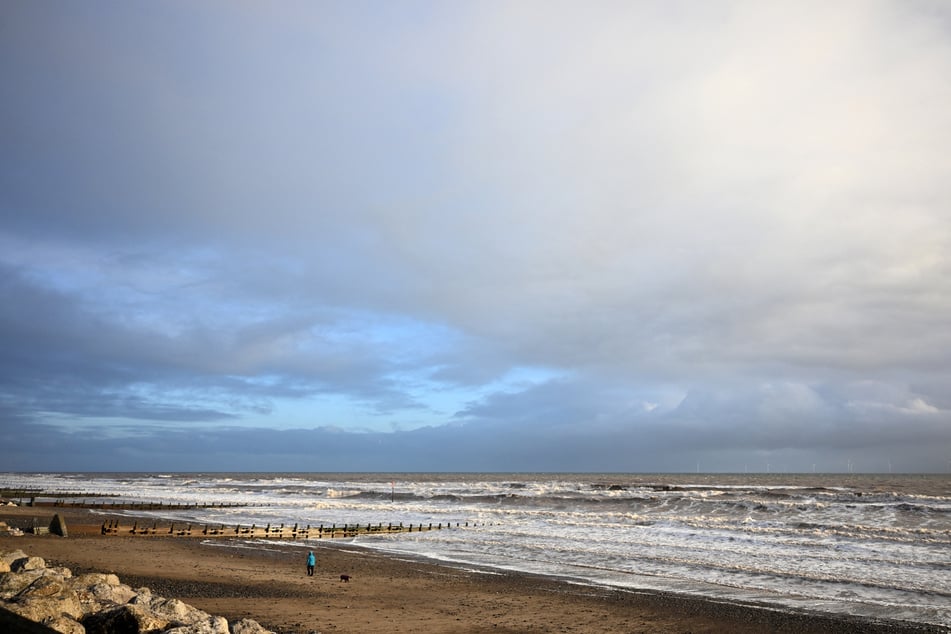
<box><xmin>1</xmin><ymin>549</ymin><xmax>275</xmax><ymax>634</ymax></box>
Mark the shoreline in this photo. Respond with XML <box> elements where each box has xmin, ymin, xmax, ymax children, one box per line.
<box><xmin>2</xmin><ymin>507</ymin><xmax>946</xmax><ymax>633</ymax></box>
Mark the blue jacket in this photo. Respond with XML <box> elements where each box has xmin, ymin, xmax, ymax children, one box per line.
<box><xmin>307</xmin><ymin>552</ymin><xmax>316</xmax><ymax>566</ymax></box>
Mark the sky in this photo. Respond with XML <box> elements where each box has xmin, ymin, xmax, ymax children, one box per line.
<box><xmin>2</xmin><ymin>1</ymin><xmax>950</xmax><ymax>473</ymax></box>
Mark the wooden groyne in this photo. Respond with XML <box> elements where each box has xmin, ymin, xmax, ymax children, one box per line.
<box><xmin>41</xmin><ymin>500</ymin><xmax>252</xmax><ymax>511</ymax></box>
<box><xmin>100</xmin><ymin>520</ymin><xmax>483</xmax><ymax>539</ymax></box>
<box><xmin>1</xmin><ymin>489</ymin><xmax>119</xmax><ymax>500</ymax></box>
<box><xmin>3</xmin><ymin>496</ymin><xmax>252</xmax><ymax>511</ymax></box>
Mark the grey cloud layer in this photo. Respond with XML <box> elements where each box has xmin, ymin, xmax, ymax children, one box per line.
<box><xmin>2</xmin><ymin>1</ymin><xmax>950</xmax><ymax>470</ymax></box>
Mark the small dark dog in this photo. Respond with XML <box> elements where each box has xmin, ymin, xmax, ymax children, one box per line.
<box><xmin>339</xmin><ymin>574</ymin><xmax>351</xmax><ymax>582</ymax></box>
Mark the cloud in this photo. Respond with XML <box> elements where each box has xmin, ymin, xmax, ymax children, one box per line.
<box><xmin>1</xmin><ymin>2</ymin><xmax>950</xmax><ymax>471</ymax></box>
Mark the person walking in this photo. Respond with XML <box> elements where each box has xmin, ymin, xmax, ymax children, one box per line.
<box><xmin>306</xmin><ymin>551</ymin><xmax>316</xmax><ymax>576</ymax></box>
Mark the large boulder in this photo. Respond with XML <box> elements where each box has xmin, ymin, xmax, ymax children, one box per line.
<box><xmin>0</xmin><ymin>549</ymin><xmax>29</xmax><ymax>567</ymax></box>
<box><xmin>82</xmin><ymin>602</ymin><xmax>171</xmax><ymax>634</ymax></box>
<box><xmin>4</xmin><ymin>596</ymin><xmax>83</xmax><ymax>628</ymax></box>
<box><xmin>0</xmin><ymin>568</ymin><xmax>54</xmax><ymax>598</ymax></box>
<box><xmin>8</xmin><ymin>575</ymin><xmax>85</xmax><ymax>621</ymax></box>
<box><xmin>231</xmin><ymin>618</ymin><xmax>275</xmax><ymax>634</ymax></box>
<box><xmin>163</xmin><ymin>617</ymin><xmax>230</xmax><ymax>634</ymax></box>
<box><xmin>42</xmin><ymin>614</ymin><xmax>85</xmax><ymax>634</ymax></box>
<box><xmin>12</xmin><ymin>556</ymin><xmax>48</xmax><ymax>572</ymax></box>
<box><xmin>72</xmin><ymin>573</ymin><xmax>122</xmax><ymax>588</ymax></box>
<box><xmin>146</xmin><ymin>597</ymin><xmax>229</xmax><ymax>633</ymax></box>
<box><xmin>144</xmin><ymin>596</ymin><xmax>197</xmax><ymax>622</ymax></box>
<box><xmin>69</xmin><ymin>573</ymin><xmax>137</xmax><ymax>613</ymax></box>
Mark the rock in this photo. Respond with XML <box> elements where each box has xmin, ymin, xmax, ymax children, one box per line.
<box><xmin>70</xmin><ymin>573</ymin><xmax>136</xmax><ymax>610</ymax></box>
<box><xmin>0</xmin><ymin>604</ymin><xmax>69</xmax><ymax>634</ymax></box>
<box><xmin>17</xmin><ymin>575</ymin><xmax>71</xmax><ymax>600</ymax></box>
<box><xmin>147</xmin><ymin>596</ymin><xmax>228</xmax><ymax>632</ymax></box>
<box><xmin>163</xmin><ymin>616</ymin><xmax>230</xmax><ymax>633</ymax></box>
<box><xmin>0</xmin><ymin>565</ymin><xmax>74</xmax><ymax>598</ymax></box>
<box><xmin>0</xmin><ymin>549</ymin><xmax>29</xmax><ymax>566</ymax></box>
<box><xmin>84</xmin><ymin>581</ymin><xmax>137</xmax><ymax>608</ymax></box>
<box><xmin>72</xmin><ymin>573</ymin><xmax>122</xmax><ymax>588</ymax></box>
<box><xmin>11</xmin><ymin>556</ymin><xmax>47</xmax><ymax>572</ymax></box>
<box><xmin>5</xmin><ymin>596</ymin><xmax>84</xmax><ymax>626</ymax></box>
<box><xmin>42</xmin><ymin>614</ymin><xmax>86</xmax><ymax>634</ymax></box>
<box><xmin>146</xmin><ymin>596</ymin><xmax>197</xmax><ymax>622</ymax></box>
<box><xmin>129</xmin><ymin>587</ymin><xmax>153</xmax><ymax>603</ymax></box>
<box><xmin>0</xmin><ymin>568</ymin><xmax>53</xmax><ymax>598</ymax></box>
<box><xmin>82</xmin><ymin>603</ymin><xmax>171</xmax><ymax>634</ymax></box>
<box><xmin>231</xmin><ymin>617</ymin><xmax>277</xmax><ymax>634</ymax></box>
<box><xmin>10</xmin><ymin>575</ymin><xmax>85</xmax><ymax>621</ymax></box>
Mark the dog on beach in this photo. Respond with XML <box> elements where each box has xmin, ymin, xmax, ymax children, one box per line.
<box><xmin>339</xmin><ymin>574</ymin><xmax>351</xmax><ymax>582</ymax></box>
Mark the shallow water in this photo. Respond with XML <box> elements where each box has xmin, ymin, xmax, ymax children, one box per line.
<box><xmin>4</xmin><ymin>472</ymin><xmax>949</xmax><ymax>627</ymax></box>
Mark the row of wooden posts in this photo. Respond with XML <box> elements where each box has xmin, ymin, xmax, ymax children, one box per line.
<box><xmin>46</xmin><ymin>500</ymin><xmax>251</xmax><ymax>510</ymax></box>
<box><xmin>100</xmin><ymin>519</ymin><xmax>483</xmax><ymax>539</ymax></box>
<box><xmin>1</xmin><ymin>490</ymin><xmax>120</xmax><ymax>500</ymax></box>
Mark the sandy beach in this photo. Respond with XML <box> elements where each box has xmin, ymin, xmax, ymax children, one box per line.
<box><xmin>1</xmin><ymin>506</ymin><xmax>944</xmax><ymax>634</ymax></box>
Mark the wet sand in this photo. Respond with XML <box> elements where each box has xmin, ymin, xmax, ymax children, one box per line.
<box><xmin>0</xmin><ymin>507</ymin><xmax>943</xmax><ymax>633</ymax></box>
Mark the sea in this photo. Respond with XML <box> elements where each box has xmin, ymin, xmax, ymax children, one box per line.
<box><xmin>2</xmin><ymin>472</ymin><xmax>949</xmax><ymax>628</ymax></box>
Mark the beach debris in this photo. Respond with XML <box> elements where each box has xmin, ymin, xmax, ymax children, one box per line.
<box><xmin>0</xmin><ymin>521</ymin><xmax>23</xmax><ymax>537</ymax></box>
<box><xmin>0</xmin><ymin>549</ymin><xmax>276</xmax><ymax>634</ymax></box>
